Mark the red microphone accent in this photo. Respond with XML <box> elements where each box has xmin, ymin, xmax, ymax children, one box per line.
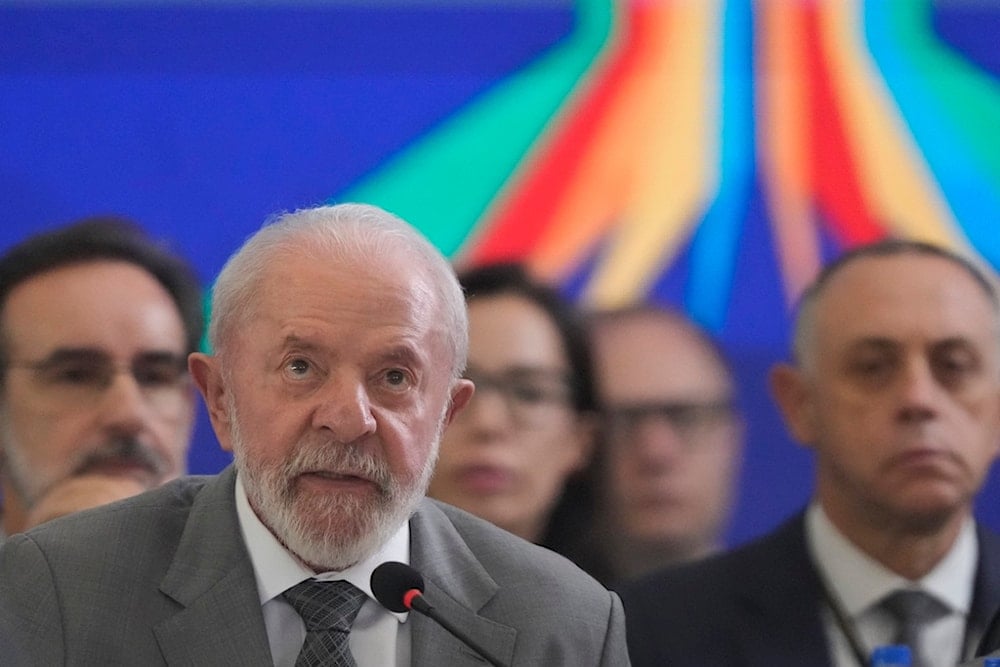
<box><xmin>402</xmin><ymin>588</ymin><xmax>421</xmax><ymax>610</ymax></box>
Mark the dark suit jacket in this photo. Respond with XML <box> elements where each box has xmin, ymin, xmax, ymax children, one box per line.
<box><xmin>619</xmin><ymin>512</ymin><xmax>1000</xmax><ymax>667</ymax></box>
<box><xmin>974</xmin><ymin>571</ymin><xmax>1000</xmax><ymax>655</ymax></box>
<box><xmin>0</xmin><ymin>466</ymin><xmax>630</xmax><ymax>666</ymax></box>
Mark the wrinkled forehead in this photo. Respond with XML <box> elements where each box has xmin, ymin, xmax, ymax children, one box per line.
<box><xmin>253</xmin><ymin>248</ymin><xmax>446</xmax><ymax>339</ymax></box>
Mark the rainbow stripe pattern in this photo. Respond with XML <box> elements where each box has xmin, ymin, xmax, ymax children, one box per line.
<box><xmin>341</xmin><ymin>0</ymin><xmax>1000</xmax><ymax>332</ymax></box>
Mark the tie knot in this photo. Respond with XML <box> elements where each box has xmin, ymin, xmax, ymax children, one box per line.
<box><xmin>283</xmin><ymin>580</ymin><xmax>368</xmax><ymax>632</ymax></box>
<box><xmin>880</xmin><ymin>589</ymin><xmax>948</xmax><ymax>625</ymax></box>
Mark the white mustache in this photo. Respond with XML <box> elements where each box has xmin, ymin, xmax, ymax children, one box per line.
<box><xmin>281</xmin><ymin>441</ymin><xmax>393</xmax><ymax>494</ymax></box>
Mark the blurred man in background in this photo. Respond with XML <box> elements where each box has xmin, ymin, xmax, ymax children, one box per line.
<box><xmin>586</xmin><ymin>306</ymin><xmax>743</xmax><ymax>583</ymax></box>
<box><xmin>0</xmin><ymin>217</ymin><xmax>203</xmax><ymax>538</ymax></box>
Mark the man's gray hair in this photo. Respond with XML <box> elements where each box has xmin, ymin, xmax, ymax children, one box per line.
<box><xmin>208</xmin><ymin>203</ymin><xmax>469</xmax><ymax>377</ymax></box>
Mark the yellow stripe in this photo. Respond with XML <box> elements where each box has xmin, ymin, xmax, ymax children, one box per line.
<box><xmin>585</xmin><ymin>0</ymin><xmax>720</xmax><ymax>307</ymax></box>
<box><xmin>822</xmin><ymin>0</ymin><xmax>963</xmax><ymax>248</ymax></box>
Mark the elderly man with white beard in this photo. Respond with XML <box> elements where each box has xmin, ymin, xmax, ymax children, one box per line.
<box><xmin>0</xmin><ymin>203</ymin><xmax>630</xmax><ymax>667</ymax></box>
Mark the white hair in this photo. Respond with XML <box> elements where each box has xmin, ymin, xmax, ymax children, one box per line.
<box><xmin>208</xmin><ymin>203</ymin><xmax>469</xmax><ymax>378</ymax></box>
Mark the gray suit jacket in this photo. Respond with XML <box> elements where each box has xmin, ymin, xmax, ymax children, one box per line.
<box><xmin>0</xmin><ymin>466</ymin><xmax>630</xmax><ymax>666</ymax></box>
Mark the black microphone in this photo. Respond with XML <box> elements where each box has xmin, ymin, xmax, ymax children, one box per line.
<box><xmin>371</xmin><ymin>561</ymin><xmax>506</xmax><ymax>667</ymax></box>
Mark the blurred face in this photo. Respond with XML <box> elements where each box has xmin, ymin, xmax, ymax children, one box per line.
<box><xmin>0</xmin><ymin>261</ymin><xmax>195</xmax><ymax>533</ymax></box>
<box><xmin>429</xmin><ymin>294</ymin><xmax>592</xmax><ymax>542</ymax></box>
<box><xmin>772</xmin><ymin>254</ymin><xmax>1000</xmax><ymax>536</ymax></box>
<box><xmin>592</xmin><ymin>314</ymin><xmax>741</xmax><ymax>558</ymax></box>
<box><xmin>191</xmin><ymin>251</ymin><xmax>472</xmax><ymax>571</ymax></box>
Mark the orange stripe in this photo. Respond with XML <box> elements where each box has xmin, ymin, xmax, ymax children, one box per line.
<box><xmin>757</xmin><ymin>0</ymin><xmax>821</xmax><ymax>307</ymax></box>
<box><xmin>585</xmin><ymin>0</ymin><xmax>720</xmax><ymax>306</ymax></box>
<box><xmin>527</xmin><ymin>1</ymin><xmax>660</xmax><ymax>281</ymax></box>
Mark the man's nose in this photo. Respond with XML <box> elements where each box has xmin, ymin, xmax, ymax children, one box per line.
<box><xmin>630</xmin><ymin>416</ymin><xmax>688</xmax><ymax>466</ymax></box>
<box><xmin>95</xmin><ymin>372</ymin><xmax>151</xmax><ymax>434</ymax></box>
<box><xmin>896</xmin><ymin>359</ymin><xmax>939</xmax><ymax>422</ymax></box>
<box><xmin>312</xmin><ymin>375</ymin><xmax>377</xmax><ymax>442</ymax></box>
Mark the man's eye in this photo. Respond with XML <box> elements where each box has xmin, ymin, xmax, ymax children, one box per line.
<box><xmin>385</xmin><ymin>369</ymin><xmax>409</xmax><ymax>386</ymax></box>
<box><xmin>934</xmin><ymin>354</ymin><xmax>977</xmax><ymax>385</ymax></box>
<box><xmin>50</xmin><ymin>364</ymin><xmax>103</xmax><ymax>385</ymax></box>
<box><xmin>511</xmin><ymin>384</ymin><xmax>546</xmax><ymax>404</ymax></box>
<box><xmin>667</xmin><ymin>406</ymin><xmax>702</xmax><ymax>428</ymax></box>
<box><xmin>287</xmin><ymin>358</ymin><xmax>311</xmax><ymax>376</ymax></box>
<box><xmin>134</xmin><ymin>363</ymin><xmax>185</xmax><ymax>386</ymax></box>
<box><xmin>851</xmin><ymin>358</ymin><xmax>891</xmax><ymax>376</ymax></box>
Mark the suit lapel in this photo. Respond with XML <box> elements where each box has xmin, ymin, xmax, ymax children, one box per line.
<box><xmin>152</xmin><ymin>467</ymin><xmax>273</xmax><ymax>666</ymax></box>
<box><xmin>408</xmin><ymin>499</ymin><xmax>516</xmax><ymax>666</ymax></box>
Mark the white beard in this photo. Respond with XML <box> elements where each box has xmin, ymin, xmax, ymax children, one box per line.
<box><xmin>229</xmin><ymin>395</ymin><xmax>444</xmax><ymax>571</ymax></box>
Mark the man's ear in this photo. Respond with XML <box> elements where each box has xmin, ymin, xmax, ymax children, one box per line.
<box><xmin>769</xmin><ymin>363</ymin><xmax>817</xmax><ymax>447</ymax></box>
<box><xmin>443</xmin><ymin>378</ymin><xmax>475</xmax><ymax>427</ymax></box>
<box><xmin>189</xmin><ymin>352</ymin><xmax>234</xmax><ymax>452</ymax></box>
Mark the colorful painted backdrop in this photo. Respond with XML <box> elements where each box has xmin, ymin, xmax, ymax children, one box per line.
<box><xmin>3</xmin><ymin>0</ymin><xmax>999</xmax><ymax>546</ymax></box>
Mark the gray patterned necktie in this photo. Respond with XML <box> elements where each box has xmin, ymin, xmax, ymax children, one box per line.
<box><xmin>880</xmin><ymin>589</ymin><xmax>948</xmax><ymax>667</ymax></box>
<box><xmin>283</xmin><ymin>579</ymin><xmax>368</xmax><ymax>667</ymax></box>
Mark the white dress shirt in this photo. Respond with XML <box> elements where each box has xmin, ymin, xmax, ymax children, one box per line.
<box><xmin>234</xmin><ymin>474</ymin><xmax>412</xmax><ymax>667</ymax></box>
<box><xmin>806</xmin><ymin>503</ymin><xmax>977</xmax><ymax>667</ymax></box>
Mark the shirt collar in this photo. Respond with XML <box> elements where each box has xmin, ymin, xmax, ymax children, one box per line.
<box><xmin>234</xmin><ymin>472</ymin><xmax>411</xmax><ymax>622</ymax></box>
<box><xmin>806</xmin><ymin>502</ymin><xmax>977</xmax><ymax>617</ymax></box>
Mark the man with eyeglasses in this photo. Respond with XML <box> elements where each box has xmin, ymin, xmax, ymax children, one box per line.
<box><xmin>0</xmin><ymin>217</ymin><xmax>203</xmax><ymax>539</ymax></box>
<box><xmin>587</xmin><ymin>305</ymin><xmax>744</xmax><ymax>584</ymax></box>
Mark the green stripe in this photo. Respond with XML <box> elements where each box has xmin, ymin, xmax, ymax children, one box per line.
<box><xmin>336</xmin><ymin>0</ymin><xmax>614</xmax><ymax>256</ymax></box>
<box><xmin>883</xmin><ymin>0</ymin><xmax>1000</xmax><ymax>179</ymax></box>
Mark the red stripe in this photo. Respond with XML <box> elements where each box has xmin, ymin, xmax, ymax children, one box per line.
<box><xmin>802</xmin><ymin>5</ymin><xmax>885</xmax><ymax>247</ymax></box>
<box><xmin>468</xmin><ymin>3</ymin><xmax>644</xmax><ymax>264</ymax></box>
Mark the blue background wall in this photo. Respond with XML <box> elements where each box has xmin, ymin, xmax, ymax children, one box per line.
<box><xmin>4</xmin><ymin>0</ymin><xmax>1000</xmax><ymax>548</ymax></box>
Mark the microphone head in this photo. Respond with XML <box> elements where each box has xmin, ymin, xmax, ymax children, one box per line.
<box><xmin>371</xmin><ymin>561</ymin><xmax>425</xmax><ymax>613</ymax></box>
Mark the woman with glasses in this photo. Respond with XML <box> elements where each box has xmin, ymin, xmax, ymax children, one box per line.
<box><xmin>427</xmin><ymin>262</ymin><xmax>600</xmax><ymax>560</ymax></box>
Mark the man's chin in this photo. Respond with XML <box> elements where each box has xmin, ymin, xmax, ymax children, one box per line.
<box><xmin>283</xmin><ymin>515</ymin><xmax>386</xmax><ymax>572</ymax></box>
<box><xmin>279</xmin><ymin>491</ymin><xmax>421</xmax><ymax>572</ymax></box>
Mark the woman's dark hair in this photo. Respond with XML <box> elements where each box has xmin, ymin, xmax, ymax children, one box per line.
<box><xmin>457</xmin><ymin>262</ymin><xmax>597</xmax><ymax>414</ymax></box>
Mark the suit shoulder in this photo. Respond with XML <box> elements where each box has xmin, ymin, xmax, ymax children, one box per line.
<box><xmin>427</xmin><ymin>499</ymin><xmax>613</xmax><ymax>600</ymax></box>
<box><xmin>618</xmin><ymin>514</ymin><xmax>808</xmax><ymax>612</ymax></box>
<box><xmin>14</xmin><ymin>475</ymin><xmax>214</xmax><ymax>559</ymax></box>
<box><xmin>417</xmin><ymin>499</ymin><xmax>628</xmax><ymax>664</ymax></box>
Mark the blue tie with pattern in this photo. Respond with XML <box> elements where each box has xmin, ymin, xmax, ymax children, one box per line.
<box><xmin>283</xmin><ymin>579</ymin><xmax>368</xmax><ymax>667</ymax></box>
